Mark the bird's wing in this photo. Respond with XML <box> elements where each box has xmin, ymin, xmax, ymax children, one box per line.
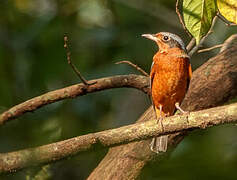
<box><xmin>150</xmin><ymin>61</ymin><xmax>157</xmax><ymax>115</ymax></box>
<box><xmin>150</xmin><ymin>61</ymin><xmax>155</xmax><ymax>90</ymax></box>
<box><xmin>186</xmin><ymin>60</ymin><xmax>192</xmax><ymax>92</ymax></box>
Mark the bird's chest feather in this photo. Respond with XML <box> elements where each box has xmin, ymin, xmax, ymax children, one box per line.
<box><xmin>151</xmin><ymin>55</ymin><xmax>189</xmax><ymax>102</ymax></box>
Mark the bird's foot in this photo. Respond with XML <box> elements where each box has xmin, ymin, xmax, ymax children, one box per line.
<box><xmin>175</xmin><ymin>102</ymin><xmax>190</xmax><ymax>124</ymax></box>
<box><xmin>156</xmin><ymin>116</ymin><xmax>165</xmax><ymax>132</ymax></box>
<box><xmin>175</xmin><ymin>102</ymin><xmax>189</xmax><ymax>115</ymax></box>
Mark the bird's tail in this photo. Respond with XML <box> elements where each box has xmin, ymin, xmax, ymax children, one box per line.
<box><xmin>150</xmin><ymin>136</ymin><xmax>168</xmax><ymax>153</ymax></box>
<box><xmin>150</xmin><ymin>106</ymin><xmax>170</xmax><ymax>153</ymax></box>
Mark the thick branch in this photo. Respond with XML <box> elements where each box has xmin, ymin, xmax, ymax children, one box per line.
<box><xmin>88</xmin><ymin>36</ymin><xmax>237</xmax><ymax>180</ymax></box>
<box><xmin>1</xmin><ymin>102</ymin><xmax>237</xmax><ymax>174</ymax></box>
<box><xmin>0</xmin><ymin>75</ymin><xmax>149</xmax><ymax>125</ymax></box>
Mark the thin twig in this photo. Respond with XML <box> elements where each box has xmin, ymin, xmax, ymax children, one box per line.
<box><xmin>188</xmin><ymin>31</ymin><xmax>212</xmax><ymax>57</ymax></box>
<box><xmin>188</xmin><ymin>16</ymin><xmax>218</xmax><ymax>57</ymax></box>
<box><xmin>176</xmin><ymin>0</ymin><xmax>192</xmax><ymax>37</ymax></box>
<box><xmin>115</xmin><ymin>61</ymin><xmax>149</xmax><ymax>77</ymax></box>
<box><xmin>217</xmin><ymin>13</ymin><xmax>237</xmax><ymax>26</ymax></box>
<box><xmin>176</xmin><ymin>0</ymin><xmax>195</xmax><ymax>52</ymax></box>
<box><xmin>198</xmin><ymin>44</ymin><xmax>223</xmax><ymax>53</ymax></box>
<box><xmin>186</xmin><ymin>38</ymin><xmax>196</xmax><ymax>52</ymax></box>
<box><xmin>63</xmin><ymin>35</ymin><xmax>94</xmax><ymax>86</ymax></box>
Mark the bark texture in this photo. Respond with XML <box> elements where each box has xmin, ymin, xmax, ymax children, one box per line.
<box><xmin>88</xmin><ymin>38</ymin><xmax>237</xmax><ymax>180</ymax></box>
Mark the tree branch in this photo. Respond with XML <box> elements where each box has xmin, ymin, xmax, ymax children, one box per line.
<box><xmin>175</xmin><ymin>0</ymin><xmax>192</xmax><ymax>37</ymax></box>
<box><xmin>198</xmin><ymin>44</ymin><xmax>223</xmax><ymax>53</ymax></box>
<box><xmin>1</xmin><ymin>102</ymin><xmax>237</xmax><ymax>174</ymax></box>
<box><xmin>115</xmin><ymin>60</ymin><xmax>149</xmax><ymax>77</ymax></box>
<box><xmin>0</xmin><ymin>75</ymin><xmax>149</xmax><ymax>126</ymax></box>
<box><xmin>64</xmin><ymin>35</ymin><xmax>94</xmax><ymax>86</ymax></box>
<box><xmin>220</xmin><ymin>34</ymin><xmax>237</xmax><ymax>53</ymax></box>
<box><xmin>188</xmin><ymin>16</ymin><xmax>217</xmax><ymax>57</ymax></box>
<box><xmin>186</xmin><ymin>37</ymin><xmax>196</xmax><ymax>52</ymax></box>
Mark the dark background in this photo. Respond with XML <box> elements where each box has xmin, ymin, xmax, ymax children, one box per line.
<box><xmin>0</xmin><ymin>0</ymin><xmax>237</xmax><ymax>179</ymax></box>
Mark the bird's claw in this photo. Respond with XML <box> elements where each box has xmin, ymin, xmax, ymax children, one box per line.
<box><xmin>175</xmin><ymin>102</ymin><xmax>189</xmax><ymax>115</ymax></box>
<box><xmin>156</xmin><ymin>116</ymin><xmax>165</xmax><ymax>132</ymax></box>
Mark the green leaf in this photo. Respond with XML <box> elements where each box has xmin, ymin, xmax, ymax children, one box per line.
<box><xmin>183</xmin><ymin>0</ymin><xmax>217</xmax><ymax>44</ymax></box>
<box><xmin>217</xmin><ymin>0</ymin><xmax>237</xmax><ymax>24</ymax></box>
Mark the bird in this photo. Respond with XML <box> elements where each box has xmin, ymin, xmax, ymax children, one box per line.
<box><xmin>142</xmin><ymin>32</ymin><xmax>192</xmax><ymax>153</ymax></box>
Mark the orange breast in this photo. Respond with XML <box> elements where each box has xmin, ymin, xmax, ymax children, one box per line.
<box><xmin>151</xmin><ymin>51</ymin><xmax>190</xmax><ymax>115</ymax></box>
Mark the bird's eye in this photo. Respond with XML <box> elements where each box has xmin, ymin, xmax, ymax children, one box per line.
<box><xmin>163</xmin><ymin>36</ymin><xmax>169</xmax><ymax>41</ymax></box>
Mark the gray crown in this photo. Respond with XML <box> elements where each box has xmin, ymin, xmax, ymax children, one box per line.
<box><xmin>160</xmin><ymin>32</ymin><xmax>186</xmax><ymax>51</ymax></box>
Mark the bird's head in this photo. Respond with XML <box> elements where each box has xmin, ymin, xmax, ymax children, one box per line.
<box><xmin>142</xmin><ymin>32</ymin><xmax>186</xmax><ymax>53</ymax></box>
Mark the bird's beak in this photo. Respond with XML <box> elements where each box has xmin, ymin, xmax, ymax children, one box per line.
<box><xmin>142</xmin><ymin>34</ymin><xmax>157</xmax><ymax>42</ymax></box>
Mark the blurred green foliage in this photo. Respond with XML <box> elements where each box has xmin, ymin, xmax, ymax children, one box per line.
<box><xmin>0</xmin><ymin>0</ymin><xmax>237</xmax><ymax>179</ymax></box>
